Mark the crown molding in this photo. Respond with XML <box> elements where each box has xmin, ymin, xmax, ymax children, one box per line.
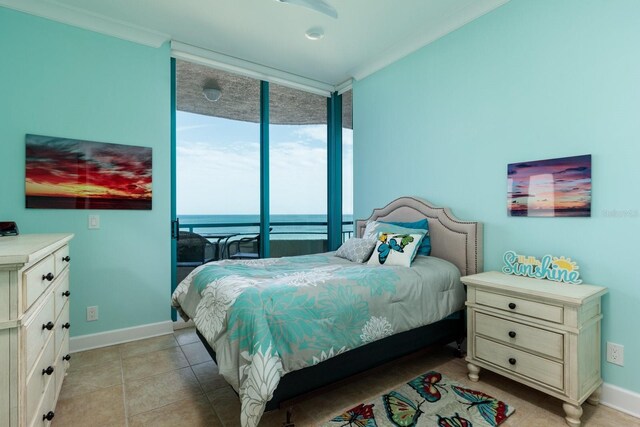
<box><xmin>334</xmin><ymin>79</ymin><xmax>353</xmax><ymax>95</ymax></box>
<box><xmin>0</xmin><ymin>0</ymin><xmax>170</xmax><ymax>47</ymax></box>
<box><xmin>349</xmin><ymin>0</ymin><xmax>510</xmax><ymax>81</ymax></box>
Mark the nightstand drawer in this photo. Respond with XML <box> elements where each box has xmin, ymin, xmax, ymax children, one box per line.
<box><xmin>476</xmin><ymin>290</ymin><xmax>564</xmax><ymax>323</ymax></box>
<box><xmin>476</xmin><ymin>312</ymin><xmax>564</xmax><ymax>359</ymax></box>
<box><xmin>476</xmin><ymin>336</ymin><xmax>564</xmax><ymax>390</ymax></box>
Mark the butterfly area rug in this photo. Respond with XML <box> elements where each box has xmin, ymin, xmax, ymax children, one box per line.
<box><xmin>321</xmin><ymin>371</ymin><xmax>515</xmax><ymax>427</ymax></box>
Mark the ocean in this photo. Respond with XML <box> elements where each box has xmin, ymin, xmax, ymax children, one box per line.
<box><xmin>178</xmin><ymin>214</ymin><xmax>354</xmax><ymax>240</ymax></box>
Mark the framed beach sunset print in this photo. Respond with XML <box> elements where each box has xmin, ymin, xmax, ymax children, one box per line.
<box><xmin>26</xmin><ymin>134</ymin><xmax>152</xmax><ymax>210</ymax></box>
<box><xmin>507</xmin><ymin>155</ymin><xmax>591</xmax><ymax>217</ymax></box>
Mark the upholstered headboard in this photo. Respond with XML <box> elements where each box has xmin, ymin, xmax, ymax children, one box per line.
<box><xmin>356</xmin><ymin>197</ymin><xmax>483</xmax><ymax>276</ymax></box>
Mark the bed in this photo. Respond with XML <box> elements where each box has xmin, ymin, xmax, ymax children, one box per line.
<box><xmin>171</xmin><ymin>196</ymin><xmax>483</xmax><ymax>427</ymax></box>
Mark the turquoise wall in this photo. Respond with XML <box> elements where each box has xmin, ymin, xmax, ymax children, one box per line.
<box><xmin>0</xmin><ymin>8</ymin><xmax>171</xmax><ymax>336</ymax></box>
<box><xmin>353</xmin><ymin>0</ymin><xmax>640</xmax><ymax>392</ymax></box>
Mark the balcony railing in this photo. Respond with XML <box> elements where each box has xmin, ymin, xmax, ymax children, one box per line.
<box><xmin>178</xmin><ymin>220</ymin><xmax>354</xmax><ymax>260</ymax></box>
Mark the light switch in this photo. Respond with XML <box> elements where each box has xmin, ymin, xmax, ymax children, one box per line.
<box><xmin>88</xmin><ymin>215</ymin><xmax>100</xmax><ymax>229</ymax></box>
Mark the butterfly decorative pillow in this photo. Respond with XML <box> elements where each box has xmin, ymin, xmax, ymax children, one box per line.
<box><xmin>367</xmin><ymin>232</ymin><xmax>424</xmax><ymax>267</ymax></box>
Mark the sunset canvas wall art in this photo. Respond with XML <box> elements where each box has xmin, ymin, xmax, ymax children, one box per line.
<box><xmin>507</xmin><ymin>155</ymin><xmax>591</xmax><ymax>217</ymax></box>
<box><xmin>26</xmin><ymin>134</ymin><xmax>152</xmax><ymax>210</ymax></box>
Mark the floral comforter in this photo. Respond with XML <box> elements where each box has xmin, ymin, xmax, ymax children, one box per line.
<box><xmin>171</xmin><ymin>253</ymin><xmax>465</xmax><ymax>427</ymax></box>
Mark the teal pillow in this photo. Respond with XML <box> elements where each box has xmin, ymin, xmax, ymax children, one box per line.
<box><xmin>380</xmin><ymin>219</ymin><xmax>431</xmax><ymax>256</ymax></box>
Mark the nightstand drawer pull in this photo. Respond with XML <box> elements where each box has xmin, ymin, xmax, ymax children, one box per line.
<box><xmin>508</xmin><ymin>331</ymin><xmax>517</xmax><ymax>338</ymax></box>
<box><xmin>62</xmin><ymin>290</ymin><xmax>70</xmax><ymax>297</ymax></box>
<box><xmin>62</xmin><ymin>255</ymin><xmax>71</xmax><ymax>262</ymax></box>
<box><xmin>42</xmin><ymin>366</ymin><xmax>54</xmax><ymax>376</ymax></box>
<box><xmin>508</xmin><ymin>358</ymin><xmax>517</xmax><ymax>365</ymax></box>
<box><xmin>43</xmin><ymin>411</ymin><xmax>55</xmax><ymax>421</ymax></box>
<box><xmin>63</xmin><ymin>354</ymin><xmax>71</xmax><ymax>361</ymax></box>
<box><xmin>62</xmin><ymin>322</ymin><xmax>71</xmax><ymax>330</ymax></box>
<box><xmin>508</xmin><ymin>302</ymin><xmax>516</xmax><ymax>310</ymax></box>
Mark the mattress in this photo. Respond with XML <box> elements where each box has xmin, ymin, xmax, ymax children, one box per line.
<box><xmin>171</xmin><ymin>253</ymin><xmax>466</xmax><ymax>427</ymax></box>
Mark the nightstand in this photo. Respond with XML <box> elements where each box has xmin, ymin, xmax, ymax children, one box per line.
<box><xmin>462</xmin><ymin>271</ymin><xmax>607</xmax><ymax>427</ymax></box>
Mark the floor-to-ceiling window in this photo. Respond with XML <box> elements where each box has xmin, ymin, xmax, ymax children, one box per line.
<box><xmin>173</xmin><ymin>60</ymin><xmax>353</xmax><ymax>279</ymax></box>
<box><xmin>175</xmin><ymin>61</ymin><xmax>260</xmax><ymax>280</ymax></box>
<box><xmin>269</xmin><ymin>83</ymin><xmax>328</xmax><ymax>256</ymax></box>
<box><xmin>342</xmin><ymin>89</ymin><xmax>354</xmax><ymax>238</ymax></box>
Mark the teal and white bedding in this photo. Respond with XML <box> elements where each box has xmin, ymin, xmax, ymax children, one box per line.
<box><xmin>171</xmin><ymin>253</ymin><xmax>465</xmax><ymax>427</ymax></box>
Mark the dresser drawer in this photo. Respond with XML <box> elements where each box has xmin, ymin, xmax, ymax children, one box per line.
<box><xmin>476</xmin><ymin>290</ymin><xmax>564</xmax><ymax>323</ymax></box>
<box><xmin>53</xmin><ymin>245</ymin><xmax>70</xmax><ymax>277</ymax></box>
<box><xmin>475</xmin><ymin>312</ymin><xmax>564</xmax><ymax>359</ymax></box>
<box><xmin>54</xmin><ymin>302</ymin><xmax>69</xmax><ymax>358</ymax></box>
<box><xmin>475</xmin><ymin>336</ymin><xmax>564</xmax><ymax>390</ymax></box>
<box><xmin>28</xmin><ymin>371</ymin><xmax>56</xmax><ymax>427</ymax></box>
<box><xmin>54</xmin><ymin>329</ymin><xmax>70</xmax><ymax>397</ymax></box>
<box><xmin>24</xmin><ymin>255</ymin><xmax>57</xmax><ymax>312</ymax></box>
<box><xmin>26</xmin><ymin>335</ymin><xmax>55</xmax><ymax>427</ymax></box>
<box><xmin>53</xmin><ymin>272</ymin><xmax>70</xmax><ymax>324</ymax></box>
<box><xmin>24</xmin><ymin>293</ymin><xmax>55</xmax><ymax>375</ymax></box>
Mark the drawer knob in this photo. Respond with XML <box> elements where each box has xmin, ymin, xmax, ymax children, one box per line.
<box><xmin>508</xmin><ymin>331</ymin><xmax>517</xmax><ymax>338</ymax></box>
<box><xmin>508</xmin><ymin>358</ymin><xmax>517</xmax><ymax>365</ymax></box>
<box><xmin>63</xmin><ymin>354</ymin><xmax>71</xmax><ymax>362</ymax></box>
<box><xmin>508</xmin><ymin>302</ymin><xmax>517</xmax><ymax>310</ymax></box>
<box><xmin>42</xmin><ymin>272</ymin><xmax>55</xmax><ymax>282</ymax></box>
<box><xmin>62</xmin><ymin>290</ymin><xmax>71</xmax><ymax>297</ymax></box>
<box><xmin>42</xmin><ymin>321</ymin><xmax>54</xmax><ymax>331</ymax></box>
<box><xmin>42</xmin><ymin>366</ymin><xmax>54</xmax><ymax>376</ymax></box>
<box><xmin>62</xmin><ymin>255</ymin><xmax>71</xmax><ymax>262</ymax></box>
<box><xmin>62</xmin><ymin>322</ymin><xmax>71</xmax><ymax>330</ymax></box>
<box><xmin>43</xmin><ymin>411</ymin><xmax>55</xmax><ymax>421</ymax></box>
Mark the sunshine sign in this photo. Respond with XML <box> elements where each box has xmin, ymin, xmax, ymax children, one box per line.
<box><xmin>503</xmin><ymin>251</ymin><xmax>582</xmax><ymax>284</ymax></box>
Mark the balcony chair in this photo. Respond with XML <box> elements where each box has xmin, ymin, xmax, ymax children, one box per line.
<box><xmin>177</xmin><ymin>231</ymin><xmax>217</xmax><ymax>267</ymax></box>
<box><xmin>228</xmin><ymin>234</ymin><xmax>260</xmax><ymax>259</ymax></box>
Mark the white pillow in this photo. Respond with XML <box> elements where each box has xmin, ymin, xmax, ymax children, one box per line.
<box><xmin>362</xmin><ymin>221</ymin><xmax>426</xmax><ymax>240</ymax></box>
<box><xmin>367</xmin><ymin>232</ymin><xmax>424</xmax><ymax>267</ymax></box>
<box><xmin>335</xmin><ymin>238</ymin><xmax>377</xmax><ymax>263</ymax></box>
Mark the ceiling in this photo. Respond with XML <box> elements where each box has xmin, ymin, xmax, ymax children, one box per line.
<box><xmin>2</xmin><ymin>0</ymin><xmax>509</xmax><ymax>87</ymax></box>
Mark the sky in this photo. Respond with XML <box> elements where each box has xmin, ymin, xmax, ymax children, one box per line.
<box><xmin>507</xmin><ymin>155</ymin><xmax>591</xmax><ymax>216</ymax></box>
<box><xmin>25</xmin><ymin>135</ymin><xmax>152</xmax><ymax>200</ymax></box>
<box><xmin>177</xmin><ymin>111</ymin><xmax>353</xmax><ymax>216</ymax></box>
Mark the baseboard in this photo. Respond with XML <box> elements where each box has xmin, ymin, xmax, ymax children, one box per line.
<box><xmin>69</xmin><ymin>320</ymin><xmax>174</xmax><ymax>353</ymax></box>
<box><xmin>601</xmin><ymin>382</ymin><xmax>640</xmax><ymax>419</ymax></box>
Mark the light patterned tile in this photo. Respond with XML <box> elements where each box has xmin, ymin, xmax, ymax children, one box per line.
<box><xmin>191</xmin><ymin>361</ymin><xmax>230</xmax><ymax>392</ymax></box>
<box><xmin>119</xmin><ymin>334</ymin><xmax>178</xmax><ymax>359</ymax></box>
<box><xmin>52</xmin><ymin>384</ymin><xmax>125</xmax><ymax>427</ymax></box>
<box><xmin>122</xmin><ymin>346</ymin><xmax>189</xmax><ymax>381</ymax></box>
<box><xmin>207</xmin><ymin>386</ymin><xmax>241</xmax><ymax>427</ymax></box>
<box><xmin>59</xmin><ymin>359</ymin><xmax>122</xmax><ymax>400</ymax></box>
<box><xmin>125</xmin><ymin>367</ymin><xmax>203</xmax><ymax>416</ymax></box>
<box><xmin>128</xmin><ymin>394</ymin><xmax>222</xmax><ymax>427</ymax></box>
<box><xmin>68</xmin><ymin>345</ymin><xmax>121</xmax><ymax>372</ymax></box>
<box><xmin>182</xmin><ymin>340</ymin><xmax>212</xmax><ymax>365</ymax></box>
<box><xmin>174</xmin><ymin>327</ymin><xmax>200</xmax><ymax>346</ymax></box>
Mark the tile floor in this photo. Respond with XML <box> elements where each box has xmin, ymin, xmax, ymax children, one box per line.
<box><xmin>52</xmin><ymin>328</ymin><xmax>639</xmax><ymax>427</ymax></box>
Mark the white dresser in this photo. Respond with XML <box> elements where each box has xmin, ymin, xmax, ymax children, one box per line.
<box><xmin>462</xmin><ymin>271</ymin><xmax>607</xmax><ymax>427</ymax></box>
<box><xmin>0</xmin><ymin>234</ymin><xmax>74</xmax><ymax>427</ymax></box>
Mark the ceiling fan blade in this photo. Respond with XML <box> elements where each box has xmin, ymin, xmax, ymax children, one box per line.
<box><xmin>277</xmin><ymin>0</ymin><xmax>338</xmax><ymax>19</ymax></box>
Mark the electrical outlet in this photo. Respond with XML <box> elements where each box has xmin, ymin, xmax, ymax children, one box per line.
<box><xmin>606</xmin><ymin>342</ymin><xmax>624</xmax><ymax>366</ymax></box>
<box><xmin>86</xmin><ymin>306</ymin><xmax>99</xmax><ymax>322</ymax></box>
